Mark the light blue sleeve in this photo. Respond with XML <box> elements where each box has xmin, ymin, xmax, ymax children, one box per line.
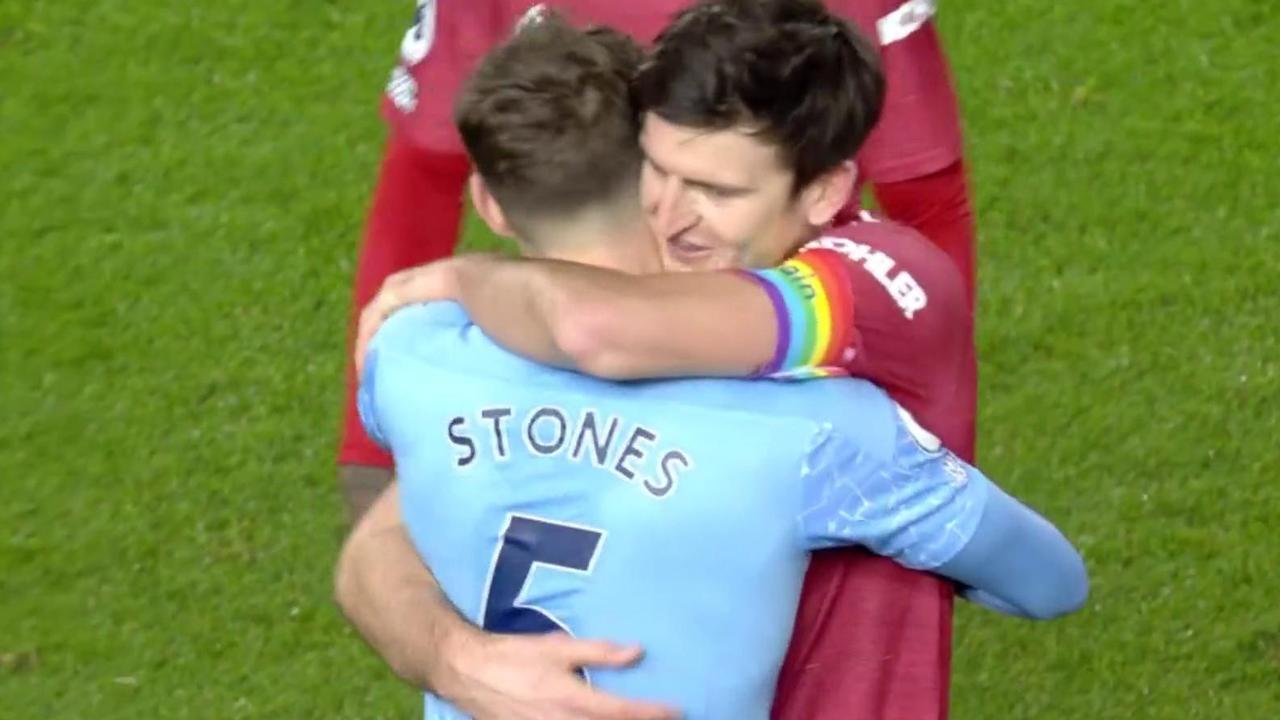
<box><xmin>800</xmin><ymin>403</ymin><xmax>1088</xmax><ymax>620</ymax></box>
<box><xmin>936</xmin><ymin>482</ymin><xmax>1089</xmax><ymax>620</ymax></box>
<box><xmin>799</xmin><ymin>406</ymin><xmax>989</xmax><ymax>570</ymax></box>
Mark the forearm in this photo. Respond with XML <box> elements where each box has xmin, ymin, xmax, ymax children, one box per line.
<box><xmin>334</xmin><ymin>485</ymin><xmax>478</xmax><ymax>691</ymax></box>
<box><xmin>449</xmin><ymin>255</ymin><xmax>775</xmax><ymax>379</ymax></box>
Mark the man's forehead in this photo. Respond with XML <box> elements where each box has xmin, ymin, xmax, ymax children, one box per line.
<box><xmin>640</xmin><ymin>113</ymin><xmax>786</xmax><ymax>183</ymax></box>
<box><xmin>640</xmin><ymin>113</ymin><xmax>758</xmax><ymax>152</ymax></box>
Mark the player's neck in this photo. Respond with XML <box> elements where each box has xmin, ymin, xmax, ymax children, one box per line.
<box><xmin>522</xmin><ymin>212</ymin><xmax>660</xmax><ymax>275</ymax></box>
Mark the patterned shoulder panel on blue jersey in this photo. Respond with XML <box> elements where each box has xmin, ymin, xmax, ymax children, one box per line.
<box><xmin>798</xmin><ymin>404</ymin><xmax>991</xmax><ymax>570</ymax></box>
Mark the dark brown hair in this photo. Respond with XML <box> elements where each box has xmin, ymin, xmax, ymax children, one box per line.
<box><xmin>636</xmin><ymin>0</ymin><xmax>885</xmax><ymax>193</ymax></box>
<box><xmin>454</xmin><ymin>12</ymin><xmax>645</xmax><ymax>230</ymax></box>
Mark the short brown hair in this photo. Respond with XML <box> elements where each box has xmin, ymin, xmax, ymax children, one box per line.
<box><xmin>454</xmin><ymin>13</ymin><xmax>645</xmax><ymax>231</ymax></box>
<box><xmin>636</xmin><ymin>0</ymin><xmax>885</xmax><ymax>193</ymax></box>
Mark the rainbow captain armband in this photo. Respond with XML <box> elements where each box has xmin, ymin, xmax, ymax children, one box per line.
<box><xmin>738</xmin><ymin>248</ymin><xmax>860</xmax><ymax>380</ymax></box>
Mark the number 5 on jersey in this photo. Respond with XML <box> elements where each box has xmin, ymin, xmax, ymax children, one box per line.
<box><xmin>481</xmin><ymin>514</ymin><xmax>606</xmax><ymax>639</ymax></box>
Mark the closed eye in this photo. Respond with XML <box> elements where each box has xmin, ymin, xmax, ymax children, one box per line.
<box><xmin>690</xmin><ymin>181</ymin><xmax>748</xmax><ymax>199</ymax></box>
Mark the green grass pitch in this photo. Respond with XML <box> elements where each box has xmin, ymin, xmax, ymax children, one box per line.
<box><xmin>2</xmin><ymin>1</ymin><xmax>1278</xmax><ymax>718</ymax></box>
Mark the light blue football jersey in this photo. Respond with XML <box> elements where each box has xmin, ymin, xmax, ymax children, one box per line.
<box><xmin>359</xmin><ymin>302</ymin><xmax>992</xmax><ymax>720</ymax></box>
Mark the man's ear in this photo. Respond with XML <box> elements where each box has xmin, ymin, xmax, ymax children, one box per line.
<box><xmin>799</xmin><ymin>160</ymin><xmax>857</xmax><ymax>227</ymax></box>
<box><xmin>469</xmin><ymin>173</ymin><xmax>517</xmax><ymax>238</ymax></box>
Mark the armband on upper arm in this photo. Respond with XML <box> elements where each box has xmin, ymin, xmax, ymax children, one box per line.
<box><xmin>738</xmin><ymin>248</ymin><xmax>860</xmax><ymax>379</ymax></box>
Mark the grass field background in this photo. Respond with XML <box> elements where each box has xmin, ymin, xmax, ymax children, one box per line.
<box><xmin>2</xmin><ymin>1</ymin><xmax>1278</xmax><ymax>718</ymax></box>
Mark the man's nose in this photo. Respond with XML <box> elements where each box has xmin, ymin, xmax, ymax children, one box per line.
<box><xmin>652</xmin><ymin>174</ymin><xmax>695</xmax><ymax>237</ymax></box>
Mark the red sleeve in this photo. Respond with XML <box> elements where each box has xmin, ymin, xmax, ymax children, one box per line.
<box><xmin>802</xmin><ymin>217</ymin><xmax>976</xmax><ymax>461</ymax></box>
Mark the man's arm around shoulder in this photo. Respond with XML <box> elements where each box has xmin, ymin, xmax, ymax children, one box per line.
<box><xmin>357</xmin><ymin>251</ymin><xmax>860</xmax><ymax>381</ymax></box>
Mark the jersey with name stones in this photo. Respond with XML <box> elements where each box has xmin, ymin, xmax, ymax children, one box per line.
<box><xmin>358</xmin><ymin>301</ymin><xmax>989</xmax><ymax>720</ymax></box>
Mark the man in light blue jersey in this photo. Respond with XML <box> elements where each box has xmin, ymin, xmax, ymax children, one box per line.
<box><xmin>342</xmin><ymin>13</ymin><xmax>1087</xmax><ymax>720</ymax></box>
<box><xmin>360</xmin><ymin>301</ymin><xmax>1061</xmax><ymax>719</ymax></box>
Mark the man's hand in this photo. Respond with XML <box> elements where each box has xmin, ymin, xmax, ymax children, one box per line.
<box><xmin>355</xmin><ymin>258</ymin><xmax>466</xmax><ymax>376</ymax></box>
<box><xmin>441</xmin><ymin>630</ymin><xmax>682</xmax><ymax>720</ymax></box>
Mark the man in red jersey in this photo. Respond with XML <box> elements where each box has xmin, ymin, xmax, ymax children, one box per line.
<box><xmin>336</xmin><ymin>3</ymin><xmax>977</xmax><ymax>719</ymax></box>
<box><xmin>340</xmin><ymin>0</ymin><xmax>976</xmax><ymax>519</ymax></box>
